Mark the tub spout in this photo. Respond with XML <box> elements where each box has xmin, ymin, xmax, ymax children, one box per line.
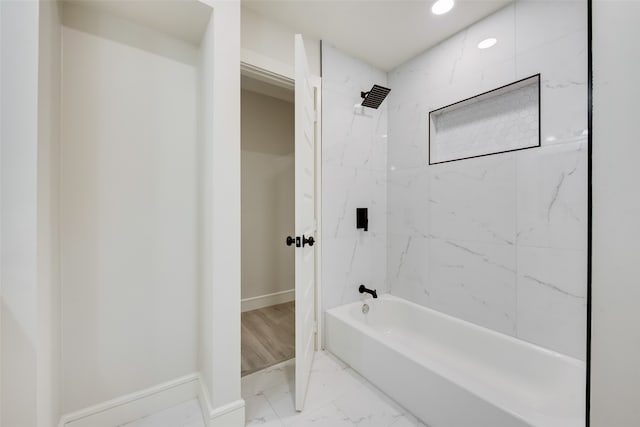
<box><xmin>359</xmin><ymin>284</ymin><xmax>378</xmax><ymax>298</ymax></box>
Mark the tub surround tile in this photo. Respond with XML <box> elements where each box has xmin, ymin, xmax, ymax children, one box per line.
<box><xmin>387</xmin><ymin>168</ymin><xmax>430</xmax><ymax>239</ymax></box>
<box><xmin>319</xmin><ymin>1</ymin><xmax>586</xmax><ymax>361</ymax></box>
<box><xmin>322</xmin><ymin>237</ymin><xmax>387</xmax><ymax>312</ymax></box>
<box><xmin>517</xmin><ymin>246</ymin><xmax>587</xmax><ymax>302</ymax></box>
<box><xmin>323</xmin><ymin>44</ymin><xmax>388</xmax><ymax>173</ymax></box>
<box><xmin>428</xmin><ymin>154</ymin><xmax>516</xmax><ymax>246</ymax></box>
<box><xmin>387</xmin><ymin>0</ymin><xmax>587</xmax><ymax>359</ymax></box>
<box><xmin>391</xmin><ymin>4</ymin><xmax>516</xmax><ymax>107</ymax></box>
<box><xmin>445</xmin><ymin>5</ymin><xmax>516</xmax><ymax>89</ymax></box>
<box><xmin>516</xmin><ymin>31</ymin><xmax>588</xmax><ymax>147</ymax></box>
<box><xmin>322</xmin><ymin>44</ymin><xmax>388</xmax><ymax>315</ymax></box>
<box><xmin>516</xmin><ymin>140</ymin><xmax>587</xmax><ymax>250</ymax></box>
<box><xmin>322</xmin><ymin>46</ymin><xmax>388</xmax><ymax>101</ymax></box>
<box><xmin>429</xmin><ymin>238</ymin><xmax>517</xmax><ymax>336</ymax></box>
<box><xmin>322</xmin><ymin>99</ymin><xmax>388</xmax><ymax>172</ymax></box>
<box><xmin>387</xmin><ymin>235</ymin><xmax>430</xmax><ymax>307</ymax></box>
<box><xmin>323</xmin><ymin>166</ymin><xmax>387</xmax><ymax>240</ymax></box>
<box><xmin>514</xmin><ymin>0</ymin><xmax>587</xmax><ymax>55</ymax></box>
<box><xmin>516</xmin><ymin>246</ymin><xmax>587</xmax><ymax>360</ymax></box>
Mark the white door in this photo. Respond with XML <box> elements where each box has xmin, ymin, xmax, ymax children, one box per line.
<box><xmin>294</xmin><ymin>33</ymin><xmax>316</xmax><ymax>412</ymax></box>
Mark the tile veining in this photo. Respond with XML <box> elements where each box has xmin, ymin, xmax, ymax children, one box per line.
<box><xmin>243</xmin><ymin>352</ymin><xmax>429</xmax><ymax>427</ymax></box>
<box><xmin>387</xmin><ymin>0</ymin><xmax>587</xmax><ymax>359</ymax></box>
<box><xmin>522</xmin><ymin>274</ymin><xmax>585</xmax><ymax>300</ymax></box>
<box><xmin>322</xmin><ymin>44</ymin><xmax>388</xmax><ymax>313</ymax></box>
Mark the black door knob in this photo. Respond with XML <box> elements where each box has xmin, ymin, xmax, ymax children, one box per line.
<box><xmin>302</xmin><ymin>235</ymin><xmax>315</xmax><ymax>247</ymax></box>
<box><xmin>286</xmin><ymin>236</ymin><xmax>295</xmax><ymax>246</ymax></box>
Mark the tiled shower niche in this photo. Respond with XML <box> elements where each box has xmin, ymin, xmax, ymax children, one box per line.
<box><xmin>429</xmin><ymin>74</ymin><xmax>540</xmax><ymax>164</ymax></box>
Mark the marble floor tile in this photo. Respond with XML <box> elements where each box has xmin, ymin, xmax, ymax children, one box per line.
<box><xmin>287</xmin><ymin>402</ymin><xmax>354</xmax><ymax>427</ymax></box>
<box><xmin>244</xmin><ymin>393</ymin><xmax>285</xmax><ymax>427</ymax></box>
<box><xmin>123</xmin><ymin>351</ymin><xmax>425</xmax><ymax>427</ymax></box>
<box><xmin>250</xmin><ymin>351</ymin><xmax>424</xmax><ymax>427</ymax></box>
<box><xmin>242</xmin><ymin>358</ymin><xmax>296</xmax><ymax>399</ymax></box>
<box><xmin>388</xmin><ymin>415</ymin><xmax>430</xmax><ymax>427</ymax></box>
<box><xmin>332</xmin><ymin>381</ymin><xmax>407</xmax><ymax>427</ymax></box>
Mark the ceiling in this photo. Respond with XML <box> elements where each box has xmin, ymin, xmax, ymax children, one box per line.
<box><xmin>242</xmin><ymin>0</ymin><xmax>513</xmax><ymax>71</ymax></box>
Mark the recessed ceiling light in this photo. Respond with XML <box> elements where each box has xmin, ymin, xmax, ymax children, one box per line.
<box><xmin>477</xmin><ymin>38</ymin><xmax>498</xmax><ymax>49</ymax></box>
<box><xmin>431</xmin><ymin>0</ymin><xmax>454</xmax><ymax>15</ymax></box>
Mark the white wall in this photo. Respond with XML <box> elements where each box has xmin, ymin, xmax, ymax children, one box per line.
<box><xmin>198</xmin><ymin>2</ymin><xmax>243</xmax><ymax>425</ymax></box>
<box><xmin>198</xmin><ymin>11</ymin><xmax>215</xmax><ymax>420</ymax></box>
<box><xmin>0</xmin><ymin>1</ymin><xmax>40</xmax><ymax>425</ymax></box>
<box><xmin>241</xmin><ymin>89</ymin><xmax>294</xmax><ymax>302</ymax></box>
<box><xmin>0</xmin><ymin>1</ymin><xmax>244</xmax><ymax>425</ymax></box>
<box><xmin>591</xmin><ymin>1</ymin><xmax>640</xmax><ymax>425</ymax></box>
<box><xmin>321</xmin><ymin>45</ymin><xmax>388</xmax><ymax>315</ymax></box>
<box><xmin>37</xmin><ymin>0</ymin><xmax>62</xmax><ymax>424</ymax></box>
<box><xmin>59</xmin><ymin>18</ymin><xmax>200</xmax><ymax>413</ymax></box>
<box><xmin>387</xmin><ymin>1</ymin><xmax>588</xmax><ymax>360</ymax></box>
<box><xmin>241</xmin><ymin>6</ymin><xmax>320</xmax><ymax>78</ymax></box>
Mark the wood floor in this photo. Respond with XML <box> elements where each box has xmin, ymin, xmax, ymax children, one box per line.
<box><xmin>241</xmin><ymin>301</ymin><xmax>295</xmax><ymax>376</ymax></box>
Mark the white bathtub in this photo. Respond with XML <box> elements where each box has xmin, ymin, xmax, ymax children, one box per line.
<box><xmin>325</xmin><ymin>294</ymin><xmax>585</xmax><ymax>427</ymax></box>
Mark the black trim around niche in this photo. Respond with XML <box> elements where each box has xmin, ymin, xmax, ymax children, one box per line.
<box><xmin>428</xmin><ymin>73</ymin><xmax>541</xmax><ymax>165</ymax></box>
<box><xmin>586</xmin><ymin>0</ymin><xmax>593</xmax><ymax>425</ymax></box>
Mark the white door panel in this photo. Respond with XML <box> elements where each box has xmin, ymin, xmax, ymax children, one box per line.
<box><xmin>294</xmin><ymin>33</ymin><xmax>316</xmax><ymax>412</ymax></box>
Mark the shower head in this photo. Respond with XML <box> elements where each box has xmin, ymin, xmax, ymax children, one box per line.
<box><xmin>360</xmin><ymin>84</ymin><xmax>391</xmax><ymax>109</ymax></box>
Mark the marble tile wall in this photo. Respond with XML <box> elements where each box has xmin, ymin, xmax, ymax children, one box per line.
<box><xmin>387</xmin><ymin>1</ymin><xmax>588</xmax><ymax>359</ymax></box>
<box><xmin>321</xmin><ymin>45</ymin><xmax>388</xmax><ymax>316</ymax></box>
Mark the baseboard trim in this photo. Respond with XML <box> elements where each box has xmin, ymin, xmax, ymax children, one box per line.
<box><xmin>209</xmin><ymin>403</ymin><xmax>245</xmax><ymax>427</ymax></box>
<box><xmin>59</xmin><ymin>373</ymin><xmax>245</xmax><ymax>427</ymax></box>
<box><xmin>241</xmin><ymin>289</ymin><xmax>294</xmax><ymax>312</ymax></box>
<box><xmin>210</xmin><ymin>398</ymin><xmax>245</xmax><ymax>419</ymax></box>
<box><xmin>197</xmin><ymin>374</ymin><xmax>213</xmax><ymax>426</ymax></box>
<box><xmin>58</xmin><ymin>373</ymin><xmax>199</xmax><ymax>427</ymax></box>
<box><xmin>197</xmin><ymin>374</ymin><xmax>245</xmax><ymax>427</ymax></box>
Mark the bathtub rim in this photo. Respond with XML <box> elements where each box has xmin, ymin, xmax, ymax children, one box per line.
<box><xmin>327</xmin><ymin>293</ymin><xmax>585</xmax><ymax>366</ymax></box>
<box><xmin>325</xmin><ymin>293</ymin><xmax>586</xmax><ymax>426</ymax></box>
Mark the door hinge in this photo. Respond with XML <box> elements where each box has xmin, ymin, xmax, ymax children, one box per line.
<box><xmin>313</xmin><ymin>321</ymin><xmax>318</xmax><ymax>334</ymax></box>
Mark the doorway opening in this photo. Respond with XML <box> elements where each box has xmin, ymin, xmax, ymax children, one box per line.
<box><xmin>240</xmin><ymin>72</ymin><xmax>296</xmax><ymax>376</ymax></box>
